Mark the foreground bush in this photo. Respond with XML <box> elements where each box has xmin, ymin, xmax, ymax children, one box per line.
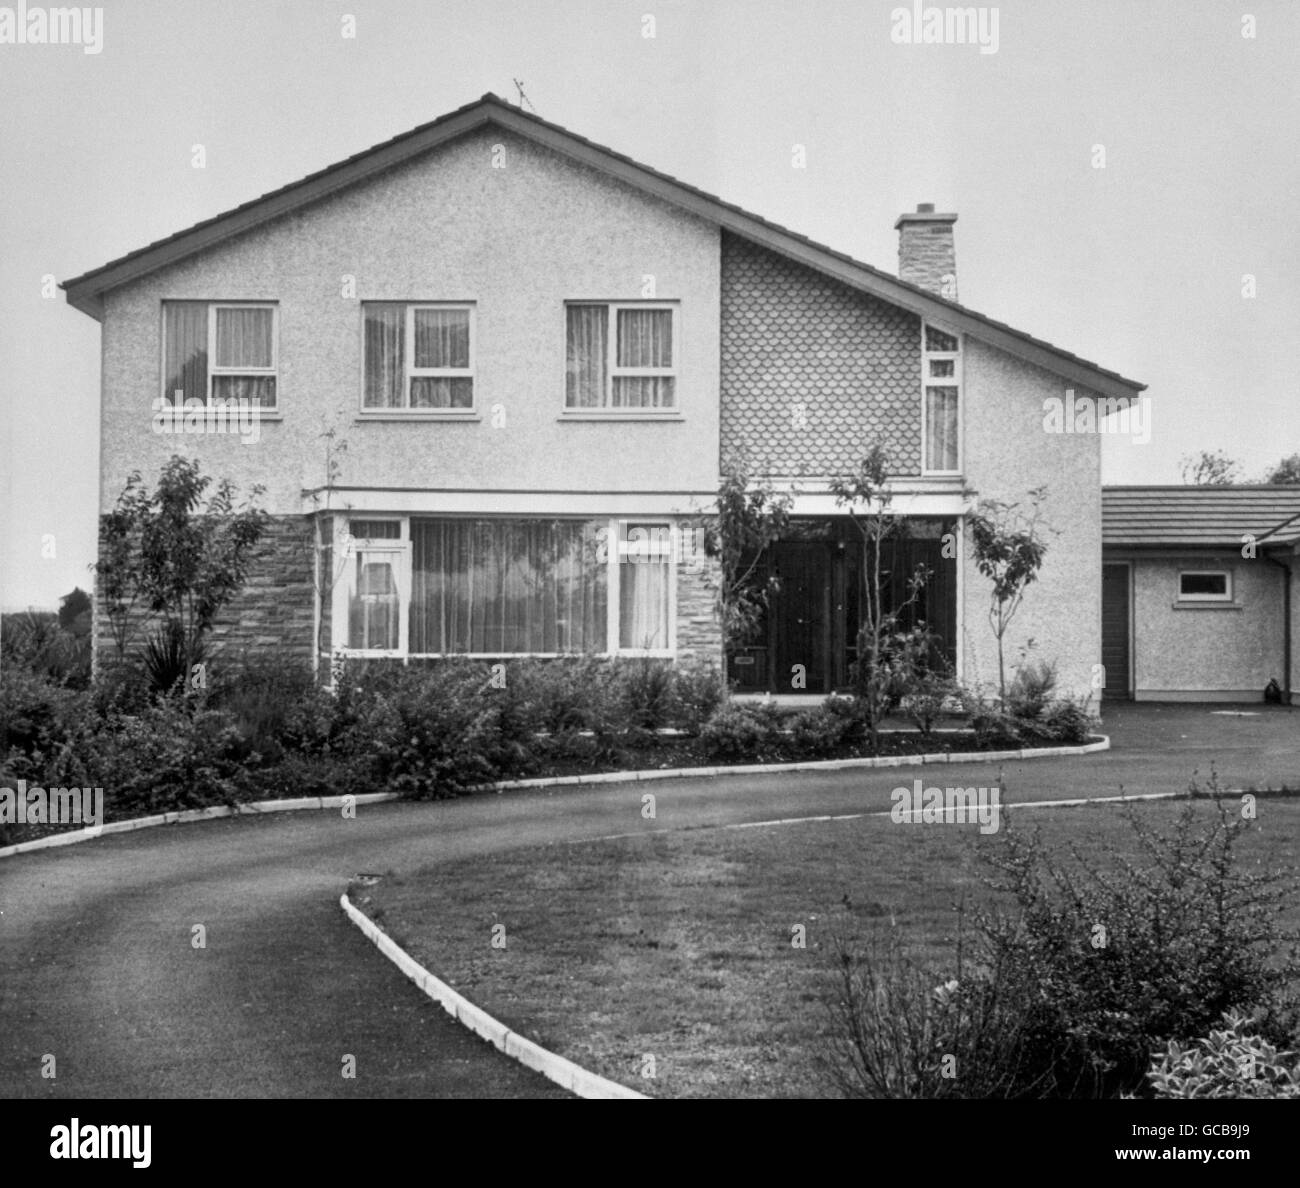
<box><xmin>825</xmin><ymin>929</ymin><xmax>1045</xmax><ymax>1099</ymax></box>
<box><xmin>827</xmin><ymin>789</ymin><xmax>1300</xmax><ymax>1098</ymax></box>
<box><xmin>974</xmin><ymin>791</ymin><xmax>1298</xmax><ymax>1096</ymax></box>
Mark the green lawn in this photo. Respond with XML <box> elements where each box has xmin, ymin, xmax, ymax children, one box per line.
<box><xmin>360</xmin><ymin>797</ymin><xmax>1300</xmax><ymax>1098</ymax></box>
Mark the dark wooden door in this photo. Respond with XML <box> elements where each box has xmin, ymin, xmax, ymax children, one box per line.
<box><xmin>1101</xmin><ymin>563</ymin><xmax>1131</xmax><ymax>700</ymax></box>
<box><xmin>771</xmin><ymin>543</ymin><xmax>831</xmax><ymax>692</ymax></box>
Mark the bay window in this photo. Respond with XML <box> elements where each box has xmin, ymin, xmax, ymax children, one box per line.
<box><xmin>334</xmin><ymin>517</ymin><xmax>677</xmax><ymax>657</ymax></box>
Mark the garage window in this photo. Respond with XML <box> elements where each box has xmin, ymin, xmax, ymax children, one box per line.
<box><xmin>1178</xmin><ymin>570</ymin><xmax>1231</xmax><ymax>602</ymax></box>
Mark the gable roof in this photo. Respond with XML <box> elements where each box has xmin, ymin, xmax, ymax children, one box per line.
<box><xmin>62</xmin><ymin>93</ymin><xmax>1144</xmax><ymax>400</ymax></box>
<box><xmin>1103</xmin><ymin>486</ymin><xmax>1300</xmax><ymax>549</ymax></box>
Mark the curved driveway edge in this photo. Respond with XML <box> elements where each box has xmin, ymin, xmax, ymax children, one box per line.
<box><xmin>0</xmin><ymin>735</ymin><xmax>1109</xmax><ymax>861</ymax></box>
<box><xmin>340</xmin><ymin>893</ymin><xmax>646</xmax><ymax>1100</ymax></box>
<box><xmin>0</xmin><ymin>793</ymin><xmax>399</xmax><ymax>860</ymax></box>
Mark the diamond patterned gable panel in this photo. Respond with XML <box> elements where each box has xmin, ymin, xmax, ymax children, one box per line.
<box><xmin>720</xmin><ymin>233</ymin><xmax>923</xmax><ymax>476</ymax></box>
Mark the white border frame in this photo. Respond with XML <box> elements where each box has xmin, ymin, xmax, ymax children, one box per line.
<box><xmin>334</xmin><ymin>516</ymin><xmax>409</xmax><ymax>657</ymax></box>
<box><xmin>562</xmin><ymin>300</ymin><xmax>680</xmax><ymax>417</ymax></box>
<box><xmin>358</xmin><ymin>301</ymin><xmax>477</xmax><ymax>418</ymax></box>
<box><xmin>921</xmin><ymin>320</ymin><xmax>962</xmax><ymax>476</ymax></box>
<box><xmin>330</xmin><ymin>514</ymin><xmax>680</xmax><ymax>660</ymax></box>
<box><xmin>159</xmin><ymin>300</ymin><xmax>279</xmax><ymax>412</ymax></box>
<box><xmin>1177</xmin><ymin>568</ymin><xmax>1233</xmax><ymax>603</ymax></box>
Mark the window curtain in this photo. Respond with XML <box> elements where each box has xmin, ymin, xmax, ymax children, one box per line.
<box><xmin>215</xmin><ymin>307</ymin><xmax>272</xmax><ymax>367</ymax></box>
<box><xmin>410</xmin><ymin>378</ymin><xmax>473</xmax><ymax>409</ymax></box>
<box><xmin>163</xmin><ymin>302</ymin><xmax>208</xmax><ymax>405</ymax></box>
<box><xmin>614</xmin><ymin>308</ymin><xmax>673</xmax><ymax>408</ymax></box>
<box><xmin>926</xmin><ymin>386</ymin><xmax>959</xmax><ymax>471</ymax></box>
<box><xmin>410</xmin><ymin>519</ymin><xmax>607</xmax><ymax>654</ymax></box>
<box><xmin>413</xmin><ymin>308</ymin><xmax>469</xmax><ymax>368</ymax></box>
<box><xmin>410</xmin><ymin>308</ymin><xmax>472</xmax><ymax>408</ymax></box>
<box><xmin>211</xmin><ymin>307</ymin><xmax>276</xmax><ymax>406</ymax></box>
<box><xmin>213</xmin><ymin>376</ymin><xmax>276</xmax><ymax>406</ymax></box>
<box><xmin>566</xmin><ymin>305</ymin><xmax>607</xmax><ymax>408</ymax></box>
<box><xmin>364</xmin><ymin>305</ymin><xmax>404</xmax><ymax>408</ymax></box>
<box><xmin>619</xmin><ymin>554</ymin><xmax>669</xmax><ymax>649</ymax></box>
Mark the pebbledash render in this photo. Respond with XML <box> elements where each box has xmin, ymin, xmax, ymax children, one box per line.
<box><xmin>63</xmin><ymin>94</ymin><xmax>1144</xmax><ymax>699</ymax></box>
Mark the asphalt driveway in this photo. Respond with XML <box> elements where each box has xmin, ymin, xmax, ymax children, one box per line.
<box><xmin>1</xmin><ymin>702</ymin><xmax>1295</xmax><ymax>1098</ymax></box>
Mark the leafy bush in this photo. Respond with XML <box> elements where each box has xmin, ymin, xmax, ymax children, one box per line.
<box><xmin>0</xmin><ymin>669</ymin><xmax>84</xmax><ymax>764</ymax></box>
<box><xmin>958</xmin><ymin>686</ymin><xmax>1022</xmax><ymax>748</ymax></box>
<box><xmin>340</xmin><ymin>660</ymin><xmax>502</xmax><ymax>798</ymax></box>
<box><xmin>1146</xmin><ymin>1011</ymin><xmax>1300</xmax><ymax>1099</ymax></box>
<box><xmin>825</xmin><ymin>790</ymin><xmax>1299</xmax><ymax>1099</ymax></box>
<box><xmin>254</xmin><ymin>749</ymin><xmax>373</xmax><ymax>802</ymax></box>
<box><xmin>48</xmin><ymin>699</ymin><xmax>258</xmax><ymax>816</ymax></box>
<box><xmin>614</xmin><ymin>656</ymin><xmax>677</xmax><ymax>731</ymax></box>
<box><xmin>789</xmin><ymin>705</ymin><xmax>853</xmax><ymax>758</ymax></box>
<box><xmin>698</xmin><ymin>702</ymin><xmax>784</xmax><ymax>762</ymax></box>
<box><xmin>669</xmin><ymin>663</ymin><xmax>727</xmax><ymax>734</ymax></box>
<box><xmin>209</xmin><ymin>655</ymin><xmax>326</xmax><ymax>759</ymax></box>
<box><xmin>973</xmin><ymin>791</ymin><xmax>1300</xmax><ymax>1097</ymax></box>
<box><xmin>1017</xmin><ymin>696</ymin><xmax>1097</xmax><ymax>745</ymax></box>
<box><xmin>1004</xmin><ymin>658</ymin><xmax>1057</xmax><ymax>719</ymax></box>
<box><xmin>1</xmin><ymin>610</ymin><xmax>91</xmax><ymax>688</ymax></box>
<box><xmin>520</xmin><ymin>656</ymin><xmax>612</xmax><ymax>735</ymax></box>
<box><xmin>822</xmin><ymin>694</ymin><xmax>868</xmax><ymax>743</ymax></box>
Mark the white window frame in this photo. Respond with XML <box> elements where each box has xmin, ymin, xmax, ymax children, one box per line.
<box><xmin>1177</xmin><ymin>569</ymin><xmax>1233</xmax><ymax>603</ymax></box>
<box><xmin>921</xmin><ymin>321</ymin><xmax>962</xmax><ymax>476</ymax></box>
<box><xmin>563</xmin><ymin>301</ymin><xmax>680</xmax><ymax>415</ymax></box>
<box><xmin>611</xmin><ymin>519</ymin><xmax>677</xmax><ymax>658</ymax></box>
<box><xmin>160</xmin><ymin>301</ymin><xmax>279</xmax><ymax>412</ymax></box>
<box><xmin>359</xmin><ymin>302</ymin><xmax>476</xmax><ymax>416</ymax></box>
<box><xmin>330</xmin><ymin>515</ymin><xmax>678</xmax><ymax>659</ymax></box>
<box><xmin>335</xmin><ymin>518</ymin><xmax>409</xmax><ymax>657</ymax></box>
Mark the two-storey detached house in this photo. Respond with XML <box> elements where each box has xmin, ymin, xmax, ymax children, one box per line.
<box><xmin>63</xmin><ymin>94</ymin><xmax>1144</xmax><ymax>701</ymax></box>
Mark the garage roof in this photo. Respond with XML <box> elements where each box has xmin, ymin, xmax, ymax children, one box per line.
<box><xmin>1103</xmin><ymin>486</ymin><xmax>1300</xmax><ymax>549</ymax></box>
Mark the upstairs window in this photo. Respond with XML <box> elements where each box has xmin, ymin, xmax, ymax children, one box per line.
<box><xmin>922</xmin><ymin>322</ymin><xmax>960</xmax><ymax>473</ymax></box>
<box><xmin>163</xmin><ymin>302</ymin><xmax>278</xmax><ymax>409</ymax></box>
<box><xmin>363</xmin><ymin>303</ymin><xmax>474</xmax><ymax>412</ymax></box>
<box><xmin>566</xmin><ymin>302</ymin><xmax>677</xmax><ymax>411</ymax></box>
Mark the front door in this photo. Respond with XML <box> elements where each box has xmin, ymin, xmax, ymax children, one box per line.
<box><xmin>770</xmin><ymin>542</ymin><xmax>832</xmax><ymax>693</ymax></box>
<box><xmin>1101</xmin><ymin>563</ymin><xmax>1132</xmax><ymax>700</ymax></box>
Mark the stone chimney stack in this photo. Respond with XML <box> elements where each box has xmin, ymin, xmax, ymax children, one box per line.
<box><xmin>894</xmin><ymin>203</ymin><xmax>958</xmax><ymax>300</ymax></box>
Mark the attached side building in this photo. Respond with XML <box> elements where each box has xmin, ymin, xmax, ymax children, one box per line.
<box><xmin>1102</xmin><ymin>486</ymin><xmax>1300</xmax><ymax>702</ymax></box>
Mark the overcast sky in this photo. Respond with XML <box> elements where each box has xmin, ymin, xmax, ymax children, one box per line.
<box><xmin>2</xmin><ymin>0</ymin><xmax>1297</xmax><ymax>610</ymax></box>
